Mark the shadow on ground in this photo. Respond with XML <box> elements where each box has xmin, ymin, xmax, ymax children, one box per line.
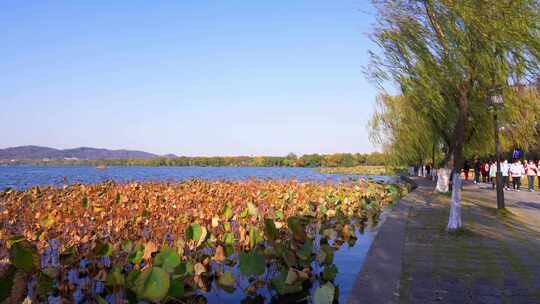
<box><xmin>399</xmin><ymin>178</ymin><xmax>540</xmax><ymax>304</ymax></box>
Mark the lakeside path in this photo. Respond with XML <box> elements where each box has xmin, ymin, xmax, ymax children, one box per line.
<box><xmin>348</xmin><ymin>177</ymin><xmax>540</xmax><ymax>304</ymax></box>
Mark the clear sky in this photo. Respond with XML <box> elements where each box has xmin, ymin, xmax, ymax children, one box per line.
<box><xmin>0</xmin><ymin>0</ymin><xmax>380</xmax><ymax>156</ymax></box>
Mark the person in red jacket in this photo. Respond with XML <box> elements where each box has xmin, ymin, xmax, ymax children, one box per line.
<box><xmin>463</xmin><ymin>161</ymin><xmax>471</xmax><ymax>181</ymax></box>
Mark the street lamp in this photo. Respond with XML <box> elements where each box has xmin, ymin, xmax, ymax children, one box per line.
<box><xmin>487</xmin><ymin>90</ymin><xmax>505</xmax><ymax>209</ymax></box>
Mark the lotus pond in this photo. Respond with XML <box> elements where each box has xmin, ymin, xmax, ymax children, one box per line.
<box><xmin>0</xmin><ymin>179</ymin><xmax>408</xmax><ymax>303</ymax></box>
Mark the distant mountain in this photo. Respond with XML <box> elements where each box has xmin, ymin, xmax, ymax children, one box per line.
<box><xmin>162</xmin><ymin>153</ymin><xmax>178</xmax><ymax>158</ymax></box>
<box><xmin>0</xmin><ymin>145</ymin><xmax>160</xmax><ymax>160</ymax></box>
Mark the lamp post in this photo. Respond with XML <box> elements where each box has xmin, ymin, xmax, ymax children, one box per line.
<box><xmin>488</xmin><ymin>92</ymin><xmax>505</xmax><ymax>209</ymax></box>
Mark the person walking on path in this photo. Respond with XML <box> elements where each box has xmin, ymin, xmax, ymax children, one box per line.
<box><xmin>537</xmin><ymin>160</ymin><xmax>540</xmax><ymax>192</ymax></box>
<box><xmin>526</xmin><ymin>160</ymin><xmax>537</xmax><ymax>191</ymax></box>
<box><xmin>510</xmin><ymin>160</ymin><xmax>525</xmax><ymax>191</ymax></box>
<box><xmin>502</xmin><ymin>160</ymin><xmax>510</xmax><ymax>190</ymax></box>
<box><xmin>474</xmin><ymin>160</ymin><xmax>481</xmax><ymax>184</ymax></box>
<box><xmin>463</xmin><ymin>161</ymin><xmax>471</xmax><ymax>181</ymax></box>
<box><xmin>484</xmin><ymin>162</ymin><xmax>491</xmax><ymax>183</ymax></box>
<box><xmin>481</xmin><ymin>162</ymin><xmax>488</xmax><ymax>183</ymax></box>
<box><xmin>490</xmin><ymin>161</ymin><xmax>497</xmax><ymax>190</ymax></box>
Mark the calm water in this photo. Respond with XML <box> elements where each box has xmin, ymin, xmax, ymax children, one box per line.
<box><xmin>0</xmin><ymin>165</ymin><xmax>394</xmax><ymax>303</ymax></box>
<box><xmin>201</xmin><ymin>221</ymin><xmax>383</xmax><ymax>304</ymax></box>
<box><xmin>0</xmin><ymin>165</ymin><xmax>394</xmax><ymax>190</ymax></box>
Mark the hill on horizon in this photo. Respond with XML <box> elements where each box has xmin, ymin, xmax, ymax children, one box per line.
<box><xmin>0</xmin><ymin>145</ymin><xmax>164</xmax><ymax>160</ymax></box>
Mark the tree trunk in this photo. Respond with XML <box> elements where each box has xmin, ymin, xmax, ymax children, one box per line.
<box><xmin>447</xmin><ymin>91</ymin><xmax>468</xmax><ymax>231</ymax></box>
<box><xmin>447</xmin><ymin>172</ymin><xmax>462</xmax><ymax>230</ymax></box>
<box><xmin>432</xmin><ymin>143</ymin><xmax>436</xmax><ymax>181</ymax></box>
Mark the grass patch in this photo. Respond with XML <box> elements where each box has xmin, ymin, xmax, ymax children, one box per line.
<box><xmin>496</xmin><ymin>208</ymin><xmax>513</xmax><ymax>217</ymax></box>
<box><xmin>446</xmin><ymin>227</ymin><xmax>475</xmax><ymax>237</ymax></box>
<box><xmin>434</xmin><ymin>191</ymin><xmax>451</xmax><ymax>198</ymax></box>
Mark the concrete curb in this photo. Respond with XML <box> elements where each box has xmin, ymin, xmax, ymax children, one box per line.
<box><xmin>346</xmin><ymin>179</ymin><xmax>416</xmax><ymax>304</ymax></box>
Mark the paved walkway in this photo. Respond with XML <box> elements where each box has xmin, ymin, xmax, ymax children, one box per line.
<box><xmin>399</xmin><ymin>178</ymin><xmax>540</xmax><ymax>304</ymax></box>
<box><xmin>464</xmin><ymin>180</ymin><xmax>540</xmax><ymax>231</ymax></box>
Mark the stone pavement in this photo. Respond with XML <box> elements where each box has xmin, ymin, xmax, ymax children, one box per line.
<box><xmin>464</xmin><ymin>180</ymin><xmax>540</xmax><ymax>231</ymax></box>
<box><xmin>399</xmin><ymin>178</ymin><xmax>540</xmax><ymax>304</ymax></box>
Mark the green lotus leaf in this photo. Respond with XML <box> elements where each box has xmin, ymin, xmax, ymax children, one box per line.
<box><xmin>223</xmin><ymin>232</ymin><xmax>235</xmax><ymax>246</ymax></box>
<box><xmin>186</xmin><ymin>223</ymin><xmax>202</xmax><ymax>242</ymax></box>
<box><xmin>173</xmin><ymin>261</ymin><xmax>193</xmax><ymax>278</ymax></box>
<box><xmin>106</xmin><ymin>268</ymin><xmax>125</xmax><ymax>287</ymax></box>
<box><xmin>270</xmin><ymin>269</ymin><xmax>303</xmax><ymax>295</ymax></box>
<box><xmin>239</xmin><ymin>208</ymin><xmax>249</xmax><ymax>218</ymax></box>
<box><xmin>126</xmin><ymin>270</ymin><xmax>140</xmax><ymax>289</ymax></box>
<box><xmin>128</xmin><ymin>250</ymin><xmax>144</xmax><ymax>264</ymax></box>
<box><xmin>287</xmin><ymin>216</ymin><xmax>307</xmax><ymax>242</ymax></box>
<box><xmin>37</xmin><ymin>272</ymin><xmax>54</xmax><ymax>296</ymax></box>
<box><xmin>281</xmin><ymin>247</ymin><xmax>297</xmax><ymax>268</ymax></box>
<box><xmin>0</xmin><ymin>266</ymin><xmax>15</xmax><ymax>302</ymax></box>
<box><xmin>320</xmin><ymin>245</ymin><xmax>334</xmax><ymax>265</ymax></box>
<box><xmin>297</xmin><ymin>241</ymin><xmax>313</xmax><ymax>261</ymax></box>
<box><xmin>322</xmin><ymin>264</ymin><xmax>338</xmax><ymax>281</ymax></box>
<box><xmin>186</xmin><ymin>223</ymin><xmax>207</xmax><ymax>248</ymax></box>
<box><xmin>9</xmin><ymin>240</ymin><xmax>39</xmax><ymax>272</ymax></box>
<box><xmin>313</xmin><ymin>282</ymin><xmax>335</xmax><ymax>304</ymax></box>
<box><xmin>94</xmin><ymin>241</ymin><xmax>113</xmax><ymax>257</ymax></box>
<box><xmin>168</xmin><ymin>278</ymin><xmax>185</xmax><ymax>299</ymax></box>
<box><xmin>248</xmin><ymin>226</ymin><xmax>263</xmax><ymax>249</ymax></box>
<box><xmin>264</xmin><ymin>219</ymin><xmax>278</xmax><ymax>242</ymax></box>
<box><xmin>154</xmin><ymin>247</ymin><xmax>181</xmax><ymax>273</ymax></box>
<box><xmin>121</xmin><ymin>240</ymin><xmax>133</xmax><ymax>253</ymax></box>
<box><xmin>222</xmin><ymin>203</ymin><xmax>233</xmax><ymax>220</ymax></box>
<box><xmin>134</xmin><ymin>266</ymin><xmax>170</xmax><ymax>302</ymax></box>
<box><xmin>239</xmin><ymin>251</ymin><xmax>265</xmax><ymax>277</ymax></box>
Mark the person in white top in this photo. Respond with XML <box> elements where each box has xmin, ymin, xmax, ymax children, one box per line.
<box><xmin>501</xmin><ymin>160</ymin><xmax>510</xmax><ymax>190</ymax></box>
<box><xmin>537</xmin><ymin>160</ymin><xmax>540</xmax><ymax>190</ymax></box>
<box><xmin>526</xmin><ymin>160</ymin><xmax>537</xmax><ymax>191</ymax></box>
<box><xmin>489</xmin><ymin>161</ymin><xmax>497</xmax><ymax>190</ymax></box>
<box><xmin>510</xmin><ymin>160</ymin><xmax>525</xmax><ymax>191</ymax></box>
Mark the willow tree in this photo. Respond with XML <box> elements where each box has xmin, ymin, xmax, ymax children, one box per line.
<box><xmin>369</xmin><ymin>94</ymin><xmax>442</xmax><ymax>168</ymax></box>
<box><xmin>368</xmin><ymin>0</ymin><xmax>540</xmax><ymax>230</ymax></box>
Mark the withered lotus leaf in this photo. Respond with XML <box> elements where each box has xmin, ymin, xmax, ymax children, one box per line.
<box><xmin>0</xmin><ymin>179</ymin><xmax>406</xmax><ymax>303</ymax></box>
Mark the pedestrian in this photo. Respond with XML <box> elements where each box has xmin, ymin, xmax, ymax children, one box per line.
<box><xmin>480</xmin><ymin>162</ymin><xmax>487</xmax><ymax>183</ymax></box>
<box><xmin>537</xmin><ymin>160</ymin><xmax>540</xmax><ymax>191</ymax></box>
<box><xmin>426</xmin><ymin>163</ymin><xmax>431</xmax><ymax>178</ymax></box>
<box><xmin>463</xmin><ymin>161</ymin><xmax>471</xmax><ymax>181</ymax></box>
<box><xmin>510</xmin><ymin>160</ymin><xmax>525</xmax><ymax>191</ymax></box>
<box><xmin>474</xmin><ymin>159</ymin><xmax>481</xmax><ymax>184</ymax></box>
<box><xmin>501</xmin><ymin>160</ymin><xmax>510</xmax><ymax>190</ymax></box>
<box><xmin>484</xmin><ymin>162</ymin><xmax>490</xmax><ymax>183</ymax></box>
<box><xmin>489</xmin><ymin>161</ymin><xmax>497</xmax><ymax>190</ymax></box>
<box><xmin>525</xmin><ymin>160</ymin><xmax>537</xmax><ymax>191</ymax></box>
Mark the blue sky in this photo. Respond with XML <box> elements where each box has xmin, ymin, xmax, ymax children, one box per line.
<box><xmin>0</xmin><ymin>1</ymin><xmax>380</xmax><ymax>156</ymax></box>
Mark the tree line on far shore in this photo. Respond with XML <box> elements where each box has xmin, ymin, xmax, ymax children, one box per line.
<box><xmin>2</xmin><ymin>152</ymin><xmax>387</xmax><ymax>168</ymax></box>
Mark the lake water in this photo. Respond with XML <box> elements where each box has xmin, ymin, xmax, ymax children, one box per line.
<box><xmin>0</xmin><ymin>165</ymin><xmax>395</xmax><ymax>190</ymax></box>
<box><xmin>0</xmin><ymin>165</ymin><xmax>394</xmax><ymax>303</ymax></box>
